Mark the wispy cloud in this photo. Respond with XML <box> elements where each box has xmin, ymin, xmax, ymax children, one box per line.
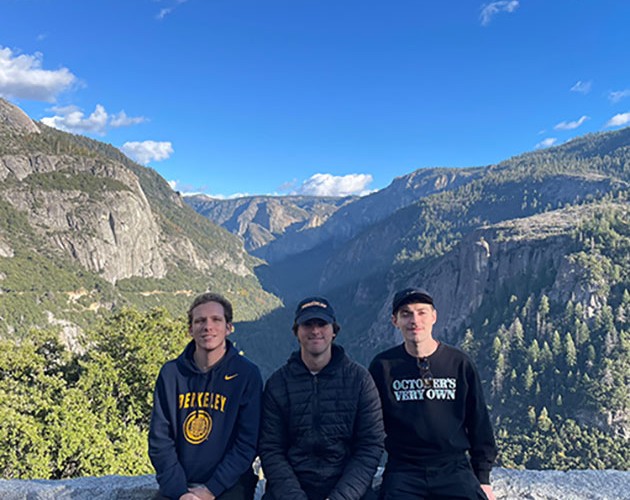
<box><xmin>296</xmin><ymin>173</ymin><xmax>373</xmax><ymax>197</ymax></box>
<box><xmin>110</xmin><ymin>110</ymin><xmax>147</xmax><ymax>127</ymax></box>
<box><xmin>41</xmin><ymin>104</ymin><xmax>147</xmax><ymax>135</ymax></box>
<box><xmin>480</xmin><ymin>1</ymin><xmax>519</xmax><ymax>27</ymax></box>
<box><xmin>535</xmin><ymin>138</ymin><xmax>557</xmax><ymax>149</ymax></box>
<box><xmin>156</xmin><ymin>0</ymin><xmax>189</xmax><ymax>20</ymax></box>
<box><xmin>121</xmin><ymin>141</ymin><xmax>174</xmax><ymax>165</ymax></box>
<box><xmin>0</xmin><ymin>46</ymin><xmax>76</xmax><ymax>102</ymax></box>
<box><xmin>554</xmin><ymin>115</ymin><xmax>589</xmax><ymax>131</ymax></box>
<box><xmin>608</xmin><ymin>89</ymin><xmax>630</xmax><ymax>103</ymax></box>
<box><xmin>605</xmin><ymin>112</ymin><xmax>630</xmax><ymax>128</ymax></box>
<box><xmin>570</xmin><ymin>80</ymin><xmax>592</xmax><ymax>94</ymax></box>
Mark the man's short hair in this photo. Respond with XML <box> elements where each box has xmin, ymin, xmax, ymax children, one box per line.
<box><xmin>392</xmin><ymin>288</ymin><xmax>435</xmax><ymax>316</ymax></box>
<box><xmin>187</xmin><ymin>292</ymin><xmax>233</xmax><ymax>326</ymax></box>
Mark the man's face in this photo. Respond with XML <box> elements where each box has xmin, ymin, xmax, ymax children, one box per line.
<box><xmin>189</xmin><ymin>301</ymin><xmax>232</xmax><ymax>354</ymax></box>
<box><xmin>392</xmin><ymin>302</ymin><xmax>437</xmax><ymax>344</ymax></box>
<box><xmin>296</xmin><ymin>318</ymin><xmax>335</xmax><ymax>358</ymax></box>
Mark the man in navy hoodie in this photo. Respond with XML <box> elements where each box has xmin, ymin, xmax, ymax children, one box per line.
<box><xmin>149</xmin><ymin>292</ymin><xmax>263</xmax><ymax>500</ymax></box>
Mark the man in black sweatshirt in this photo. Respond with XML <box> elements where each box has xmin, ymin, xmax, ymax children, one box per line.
<box><xmin>369</xmin><ymin>288</ymin><xmax>497</xmax><ymax>500</ymax></box>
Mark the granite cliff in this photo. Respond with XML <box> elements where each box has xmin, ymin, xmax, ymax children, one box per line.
<box><xmin>0</xmin><ymin>98</ymin><xmax>280</xmax><ymax>337</ymax></box>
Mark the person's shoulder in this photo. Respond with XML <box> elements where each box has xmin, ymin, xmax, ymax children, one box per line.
<box><xmin>439</xmin><ymin>343</ymin><xmax>473</xmax><ymax>361</ymax></box>
<box><xmin>437</xmin><ymin>343</ymin><xmax>480</xmax><ymax>371</ymax></box>
<box><xmin>265</xmin><ymin>361</ymin><xmax>292</xmax><ymax>386</ymax></box>
<box><xmin>371</xmin><ymin>344</ymin><xmax>403</xmax><ymax>364</ymax></box>
<box><xmin>340</xmin><ymin>354</ymin><xmax>371</xmax><ymax>378</ymax></box>
<box><xmin>228</xmin><ymin>350</ymin><xmax>262</xmax><ymax>378</ymax></box>
<box><xmin>157</xmin><ymin>357</ymin><xmax>179</xmax><ymax>376</ymax></box>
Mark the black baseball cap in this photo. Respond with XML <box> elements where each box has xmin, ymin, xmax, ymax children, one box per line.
<box><xmin>294</xmin><ymin>296</ymin><xmax>336</xmax><ymax>325</ymax></box>
<box><xmin>392</xmin><ymin>288</ymin><xmax>434</xmax><ymax>315</ymax></box>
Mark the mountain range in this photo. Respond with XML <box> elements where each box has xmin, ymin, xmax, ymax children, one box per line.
<box><xmin>0</xmin><ymin>97</ymin><xmax>628</xmax><ymax>471</ymax></box>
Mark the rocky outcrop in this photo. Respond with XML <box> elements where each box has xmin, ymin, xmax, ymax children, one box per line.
<box><xmin>371</xmin><ymin>204</ymin><xmax>618</xmax><ymax>346</ymax></box>
<box><xmin>0</xmin><ymin>469</ymin><xmax>628</xmax><ymax>500</ymax></box>
<box><xmin>1</xmin><ymin>155</ymin><xmax>166</xmax><ymax>283</ymax></box>
<box><xmin>0</xmin><ymin>98</ymin><xmax>40</xmax><ymax>135</ymax></box>
<box><xmin>252</xmin><ymin>167</ymin><xmax>483</xmax><ymax>263</ymax></box>
<box><xmin>185</xmin><ymin>194</ymin><xmax>352</xmax><ymax>252</ymax></box>
<box><xmin>0</xmin><ymin>99</ymin><xmax>279</xmax><ymax>339</ymax></box>
<box><xmin>0</xmin><ymin>100</ymin><xmax>258</xmax><ymax>284</ymax></box>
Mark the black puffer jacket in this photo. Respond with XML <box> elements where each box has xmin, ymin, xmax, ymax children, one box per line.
<box><xmin>260</xmin><ymin>344</ymin><xmax>384</xmax><ymax>500</ymax></box>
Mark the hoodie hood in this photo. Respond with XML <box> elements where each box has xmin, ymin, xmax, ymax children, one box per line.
<box><xmin>177</xmin><ymin>338</ymin><xmax>238</xmax><ymax>376</ymax></box>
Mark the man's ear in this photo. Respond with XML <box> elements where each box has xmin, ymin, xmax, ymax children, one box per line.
<box><xmin>391</xmin><ymin>314</ymin><xmax>398</xmax><ymax>328</ymax></box>
<box><xmin>226</xmin><ymin>322</ymin><xmax>233</xmax><ymax>335</ymax></box>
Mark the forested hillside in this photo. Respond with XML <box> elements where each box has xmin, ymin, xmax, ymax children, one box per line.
<box><xmin>0</xmin><ymin>99</ymin><xmax>628</xmax><ymax>478</ymax></box>
<box><xmin>208</xmin><ymin>128</ymin><xmax>630</xmax><ymax>471</ymax></box>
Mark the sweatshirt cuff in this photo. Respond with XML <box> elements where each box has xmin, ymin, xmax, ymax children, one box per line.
<box><xmin>206</xmin><ymin>478</ymin><xmax>226</xmax><ymax>498</ymax></box>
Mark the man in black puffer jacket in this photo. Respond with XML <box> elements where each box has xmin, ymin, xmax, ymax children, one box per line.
<box><xmin>259</xmin><ymin>297</ymin><xmax>385</xmax><ymax>500</ymax></box>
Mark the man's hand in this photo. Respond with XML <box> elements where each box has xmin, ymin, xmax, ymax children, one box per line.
<box><xmin>481</xmin><ymin>484</ymin><xmax>496</xmax><ymax>500</ymax></box>
<box><xmin>188</xmin><ymin>485</ymin><xmax>216</xmax><ymax>500</ymax></box>
<box><xmin>179</xmin><ymin>494</ymin><xmax>203</xmax><ymax>500</ymax></box>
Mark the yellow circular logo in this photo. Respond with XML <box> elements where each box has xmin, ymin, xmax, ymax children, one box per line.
<box><xmin>183</xmin><ymin>410</ymin><xmax>213</xmax><ymax>444</ymax></box>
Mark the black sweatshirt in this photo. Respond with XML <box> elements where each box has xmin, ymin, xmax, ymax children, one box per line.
<box><xmin>369</xmin><ymin>343</ymin><xmax>497</xmax><ymax>484</ymax></box>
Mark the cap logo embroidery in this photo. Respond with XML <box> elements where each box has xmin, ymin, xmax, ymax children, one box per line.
<box><xmin>301</xmin><ymin>301</ymin><xmax>327</xmax><ymax>310</ymax></box>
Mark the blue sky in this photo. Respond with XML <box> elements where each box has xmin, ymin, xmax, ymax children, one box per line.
<box><xmin>1</xmin><ymin>0</ymin><xmax>629</xmax><ymax>198</ymax></box>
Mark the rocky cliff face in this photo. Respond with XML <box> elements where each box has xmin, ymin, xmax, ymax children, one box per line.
<box><xmin>1</xmin><ymin>154</ymin><xmax>166</xmax><ymax>283</ymax></box>
<box><xmin>371</xmin><ymin>206</ymin><xmax>600</xmax><ymax>346</ymax></box>
<box><xmin>0</xmin><ymin>99</ymin><xmax>279</xmax><ymax>338</ymax></box>
<box><xmin>0</xmin><ymin>99</ymin><xmax>40</xmax><ymax>135</ymax></box>
<box><xmin>185</xmin><ymin>194</ymin><xmax>352</xmax><ymax>252</ymax></box>
<box><xmin>0</xmin><ymin>98</ymin><xmax>258</xmax><ymax>284</ymax></box>
<box><xmin>253</xmin><ymin>167</ymin><xmax>484</xmax><ymax>263</ymax></box>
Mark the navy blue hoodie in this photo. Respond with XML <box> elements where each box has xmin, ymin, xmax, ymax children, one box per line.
<box><xmin>149</xmin><ymin>339</ymin><xmax>262</xmax><ymax>499</ymax></box>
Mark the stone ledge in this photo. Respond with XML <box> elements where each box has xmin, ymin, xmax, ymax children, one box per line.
<box><xmin>0</xmin><ymin>468</ymin><xmax>628</xmax><ymax>500</ymax></box>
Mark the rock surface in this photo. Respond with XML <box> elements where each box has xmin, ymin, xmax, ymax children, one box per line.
<box><xmin>0</xmin><ymin>469</ymin><xmax>628</xmax><ymax>500</ymax></box>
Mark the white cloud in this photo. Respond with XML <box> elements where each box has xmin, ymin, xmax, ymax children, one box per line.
<box><xmin>156</xmin><ymin>0</ymin><xmax>188</xmax><ymax>19</ymax></box>
<box><xmin>121</xmin><ymin>140</ymin><xmax>174</xmax><ymax>165</ymax></box>
<box><xmin>297</xmin><ymin>173</ymin><xmax>373</xmax><ymax>197</ymax></box>
<box><xmin>554</xmin><ymin>115</ymin><xmax>589</xmax><ymax>131</ymax></box>
<box><xmin>535</xmin><ymin>138</ymin><xmax>557</xmax><ymax>149</ymax></box>
<box><xmin>605</xmin><ymin>112</ymin><xmax>630</xmax><ymax>128</ymax></box>
<box><xmin>0</xmin><ymin>46</ymin><xmax>76</xmax><ymax>102</ymax></box>
<box><xmin>41</xmin><ymin>104</ymin><xmax>146</xmax><ymax>135</ymax></box>
<box><xmin>480</xmin><ymin>1</ymin><xmax>519</xmax><ymax>26</ymax></box>
<box><xmin>608</xmin><ymin>89</ymin><xmax>630</xmax><ymax>103</ymax></box>
<box><xmin>110</xmin><ymin>110</ymin><xmax>147</xmax><ymax>127</ymax></box>
<box><xmin>570</xmin><ymin>80</ymin><xmax>592</xmax><ymax>94</ymax></box>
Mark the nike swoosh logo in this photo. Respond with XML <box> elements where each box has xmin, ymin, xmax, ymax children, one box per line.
<box><xmin>224</xmin><ymin>374</ymin><xmax>238</xmax><ymax>381</ymax></box>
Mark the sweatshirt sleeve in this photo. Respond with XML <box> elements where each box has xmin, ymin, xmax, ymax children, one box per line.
<box><xmin>329</xmin><ymin>369</ymin><xmax>385</xmax><ymax>500</ymax></box>
<box><xmin>259</xmin><ymin>375</ymin><xmax>309</xmax><ymax>500</ymax></box>
<box><xmin>465</xmin><ymin>360</ymin><xmax>498</xmax><ymax>484</ymax></box>
<box><xmin>204</xmin><ymin>365</ymin><xmax>263</xmax><ymax>497</ymax></box>
<box><xmin>148</xmin><ymin>367</ymin><xmax>189</xmax><ymax>499</ymax></box>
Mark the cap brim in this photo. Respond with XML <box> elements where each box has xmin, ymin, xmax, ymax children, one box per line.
<box><xmin>393</xmin><ymin>292</ymin><xmax>434</xmax><ymax>313</ymax></box>
<box><xmin>296</xmin><ymin>310</ymin><xmax>335</xmax><ymax>325</ymax></box>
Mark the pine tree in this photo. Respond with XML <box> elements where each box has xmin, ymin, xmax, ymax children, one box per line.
<box><xmin>565</xmin><ymin>332</ymin><xmax>577</xmax><ymax>368</ymax></box>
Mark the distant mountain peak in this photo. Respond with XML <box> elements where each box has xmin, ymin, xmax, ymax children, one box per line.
<box><xmin>0</xmin><ymin>98</ymin><xmax>40</xmax><ymax>134</ymax></box>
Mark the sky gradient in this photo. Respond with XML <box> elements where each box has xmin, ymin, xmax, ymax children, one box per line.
<box><xmin>1</xmin><ymin>0</ymin><xmax>629</xmax><ymax>197</ymax></box>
